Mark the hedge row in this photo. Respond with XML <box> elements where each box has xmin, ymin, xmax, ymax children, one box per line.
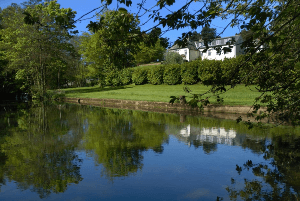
<box><xmin>104</xmin><ymin>55</ymin><xmax>250</xmax><ymax>86</ymax></box>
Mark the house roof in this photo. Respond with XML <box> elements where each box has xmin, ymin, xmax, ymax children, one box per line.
<box><xmin>169</xmin><ymin>41</ymin><xmax>198</xmax><ymax>51</ymax></box>
<box><xmin>169</xmin><ymin>35</ymin><xmax>242</xmax><ymax>51</ymax></box>
<box><xmin>198</xmin><ymin>35</ymin><xmax>242</xmax><ymax>49</ymax></box>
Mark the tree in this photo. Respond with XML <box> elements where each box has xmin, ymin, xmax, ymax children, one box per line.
<box><xmin>164</xmin><ymin>51</ymin><xmax>183</xmax><ymax>65</ymax></box>
<box><xmin>133</xmin><ymin>27</ymin><xmax>169</xmax><ymax>65</ymax></box>
<box><xmin>0</xmin><ymin>5</ymin><xmax>28</xmax><ymax>97</ymax></box>
<box><xmin>134</xmin><ymin>39</ymin><xmax>167</xmax><ymax>64</ymax></box>
<box><xmin>66</xmin><ymin>35</ymin><xmax>88</xmax><ymax>87</ymax></box>
<box><xmin>199</xmin><ymin>26</ymin><xmax>217</xmax><ymax>46</ymax></box>
<box><xmin>78</xmin><ymin>32</ymin><xmax>105</xmax><ymax>85</ymax></box>
<box><xmin>0</xmin><ymin>0</ymin><xmax>77</xmax><ymax>98</ymax></box>
<box><xmin>239</xmin><ymin>29</ymin><xmax>253</xmax><ymax>42</ymax></box>
<box><xmin>85</xmin><ymin>9</ymin><xmax>142</xmax><ymax>68</ymax></box>
<box><xmin>190</xmin><ymin>31</ymin><xmax>201</xmax><ymax>41</ymax></box>
<box><xmin>80</xmin><ymin>9</ymin><xmax>143</xmax><ymax>85</ymax></box>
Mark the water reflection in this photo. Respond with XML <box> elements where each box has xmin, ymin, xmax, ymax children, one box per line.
<box><xmin>81</xmin><ymin>108</ymin><xmax>168</xmax><ymax>180</ymax></box>
<box><xmin>179</xmin><ymin>125</ymin><xmax>237</xmax><ymax>145</ymax></box>
<box><xmin>0</xmin><ymin>103</ymin><xmax>84</xmax><ymax>198</ymax></box>
<box><xmin>224</xmin><ymin>135</ymin><xmax>300</xmax><ymax>200</ymax></box>
<box><xmin>0</xmin><ymin>103</ymin><xmax>299</xmax><ymax>200</ymax></box>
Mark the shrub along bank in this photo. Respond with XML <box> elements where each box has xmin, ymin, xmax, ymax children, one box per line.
<box><xmin>103</xmin><ymin>55</ymin><xmax>250</xmax><ymax>87</ymax></box>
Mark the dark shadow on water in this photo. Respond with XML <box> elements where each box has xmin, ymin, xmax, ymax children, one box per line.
<box><xmin>65</xmin><ymin>86</ymin><xmax>133</xmax><ymax>94</ymax></box>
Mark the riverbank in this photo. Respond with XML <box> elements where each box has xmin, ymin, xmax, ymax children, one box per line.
<box><xmin>59</xmin><ymin>84</ymin><xmax>269</xmax><ymax>122</ymax></box>
<box><xmin>64</xmin><ymin>97</ymin><xmax>268</xmax><ymax>123</ymax></box>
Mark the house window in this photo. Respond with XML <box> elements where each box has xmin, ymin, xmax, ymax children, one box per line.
<box><xmin>208</xmin><ymin>50</ymin><xmax>211</xmax><ymax>56</ymax></box>
<box><xmin>216</xmin><ymin>40</ymin><xmax>221</xmax><ymax>45</ymax></box>
<box><xmin>224</xmin><ymin>38</ymin><xmax>231</xmax><ymax>44</ymax></box>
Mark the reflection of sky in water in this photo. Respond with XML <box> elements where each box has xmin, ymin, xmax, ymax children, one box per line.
<box><xmin>0</xmin><ymin>105</ymin><xmax>298</xmax><ymax>201</ymax></box>
<box><xmin>67</xmin><ymin>136</ymin><xmax>267</xmax><ymax>201</ymax></box>
<box><xmin>0</xmin><ymin>134</ymin><xmax>268</xmax><ymax>201</ymax></box>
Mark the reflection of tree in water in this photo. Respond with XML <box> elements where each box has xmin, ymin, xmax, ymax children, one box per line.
<box><xmin>0</xmin><ymin>151</ymin><xmax>7</xmax><ymax>191</ymax></box>
<box><xmin>0</xmin><ymin>103</ymin><xmax>84</xmax><ymax>198</ymax></box>
<box><xmin>221</xmin><ymin>134</ymin><xmax>300</xmax><ymax>200</ymax></box>
<box><xmin>241</xmin><ymin>137</ymin><xmax>268</xmax><ymax>155</ymax></box>
<box><xmin>192</xmin><ymin>140</ymin><xmax>217</xmax><ymax>154</ymax></box>
<box><xmin>202</xmin><ymin>141</ymin><xmax>217</xmax><ymax>154</ymax></box>
<box><xmin>82</xmin><ymin>108</ymin><xmax>168</xmax><ymax>180</ymax></box>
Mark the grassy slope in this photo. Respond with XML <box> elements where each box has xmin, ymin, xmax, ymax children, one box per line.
<box><xmin>61</xmin><ymin>84</ymin><xmax>262</xmax><ymax>106</ymax></box>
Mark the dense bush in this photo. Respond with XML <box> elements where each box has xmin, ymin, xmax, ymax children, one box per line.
<box><xmin>234</xmin><ymin>55</ymin><xmax>255</xmax><ymax>84</ymax></box>
<box><xmin>220</xmin><ymin>57</ymin><xmax>241</xmax><ymax>85</ymax></box>
<box><xmin>164</xmin><ymin>51</ymin><xmax>183</xmax><ymax>65</ymax></box>
<box><xmin>198</xmin><ymin>59</ymin><xmax>222</xmax><ymax>85</ymax></box>
<box><xmin>102</xmin><ymin>55</ymin><xmax>249</xmax><ymax>87</ymax></box>
<box><xmin>163</xmin><ymin>64</ymin><xmax>181</xmax><ymax>85</ymax></box>
<box><xmin>105</xmin><ymin>68</ymin><xmax>122</xmax><ymax>86</ymax></box>
<box><xmin>102</xmin><ymin>62</ymin><xmax>121</xmax><ymax>86</ymax></box>
<box><xmin>120</xmin><ymin>68</ymin><xmax>133</xmax><ymax>85</ymax></box>
<box><xmin>181</xmin><ymin>61</ymin><xmax>199</xmax><ymax>84</ymax></box>
<box><xmin>132</xmin><ymin>68</ymin><xmax>148</xmax><ymax>85</ymax></box>
<box><xmin>148</xmin><ymin>65</ymin><xmax>165</xmax><ymax>85</ymax></box>
<box><xmin>196</xmin><ymin>56</ymin><xmax>250</xmax><ymax>86</ymax></box>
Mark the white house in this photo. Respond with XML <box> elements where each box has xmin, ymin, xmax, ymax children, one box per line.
<box><xmin>169</xmin><ymin>34</ymin><xmax>244</xmax><ymax>61</ymax></box>
<box><xmin>168</xmin><ymin>41</ymin><xmax>200</xmax><ymax>62</ymax></box>
<box><xmin>198</xmin><ymin>35</ymin><xmax>244</xmax><ymax>60</ymax></box>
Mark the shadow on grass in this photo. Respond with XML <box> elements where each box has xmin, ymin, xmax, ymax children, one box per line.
<box><xmin>64</xmin><ymin>86</ymin><xmax>133</xmax><ymax>94</ymax></box>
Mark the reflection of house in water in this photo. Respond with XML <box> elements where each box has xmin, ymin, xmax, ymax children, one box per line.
<box><xmin>180</xmin><ymin>124</ymin><xmax>191</xmax><ymax>137</ymax></box>
<box><xmin>166</xmin><ymin>124</ymin><xmax>263</xmax><ymax>152</ymax></box>
<box><xmin>176</xmin><ymin>125</ymin><xmax>237</xmax><ymax>146</ymax></box>
<box><xmin>198</xmin><ymin>127</ymin><xmax>236</xmax><ymax>146</ymax></box>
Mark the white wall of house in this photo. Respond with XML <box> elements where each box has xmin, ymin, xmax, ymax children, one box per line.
<box><xmin>198</xmin><ymin>35</ymin><xmax>243</xmax><ymax>60</ymax></box>
<box><xmin>201</xmin><ymin>45</ymin><xmax>237</xmax><ymax>60</ymax></box>
<box><xmin>168</xmin><ymin>35</ymin><xmax>244</xmax><ymax>61</ymax></box>
<box><xmin>179</xmin><ymin>48</ymin><xmax>189</xmax><ymax>60</ymax></box>
<box><xmin>171</xmin><ymin>48</ymin><xmax>200</xmax><ymax>61</ymax></box>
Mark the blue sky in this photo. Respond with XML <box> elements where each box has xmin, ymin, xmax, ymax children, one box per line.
<box><xmin>0</xmin><ymin>0</ymin><xmax>240</xmax><ymax>44</ymax></box>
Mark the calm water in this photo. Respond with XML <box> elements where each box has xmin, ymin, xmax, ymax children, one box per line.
<box><xmin>0</xmin><ymin>103</ymin><xmax>300</xmax><ymax>201</ymax></box>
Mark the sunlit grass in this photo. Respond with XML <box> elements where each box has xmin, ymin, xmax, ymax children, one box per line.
<box><xmin>61</xmin><ymin>84</ymin><xmax>264</xmax><ymax>106</ymax></box>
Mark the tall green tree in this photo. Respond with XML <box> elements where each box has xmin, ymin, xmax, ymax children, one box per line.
<box><xmin>80</xmin><ymin>9</ymin><xmax>143</xmax><ymax>85</ymax></box>
<box><xmin>78</xmin><ymin>32</ymin><xmax>104</xmax><ymax>84</ymax></box>
<box><xmin>85</xmin><ymin>9</ymin><xmax>142</xmax><ymax>68</ymax></box>
<box><xmin>199</xmin><ymin>26</ymin><xmax>217</xmax><ymax>46</ymax></box>
<box><xmin>134</xmin><ymin>39</ymin><xmax>166</xmax><ymax>64</ymax></box>
<box><xmin>0</xmin><ymin>0</ymin><xmax>77</xmax><ymax>98</ymax></box>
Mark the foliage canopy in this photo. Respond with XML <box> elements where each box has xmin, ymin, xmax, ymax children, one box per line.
<box><xmin>0</xmin><ymin>0</ymin><xmax>78</xmax><ymax>97</ymax></box>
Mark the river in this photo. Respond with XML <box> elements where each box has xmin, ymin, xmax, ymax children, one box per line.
<box><xmin>0</xmin><ymin>102</ymin><xmax>299</xmax><ymax>200</ymax></box>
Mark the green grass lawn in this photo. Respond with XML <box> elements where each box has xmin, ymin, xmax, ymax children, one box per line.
<box><xmin>61</xmin><ymin>84</ymin><xmax>263</xmax><ymax>106</ymax></box>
